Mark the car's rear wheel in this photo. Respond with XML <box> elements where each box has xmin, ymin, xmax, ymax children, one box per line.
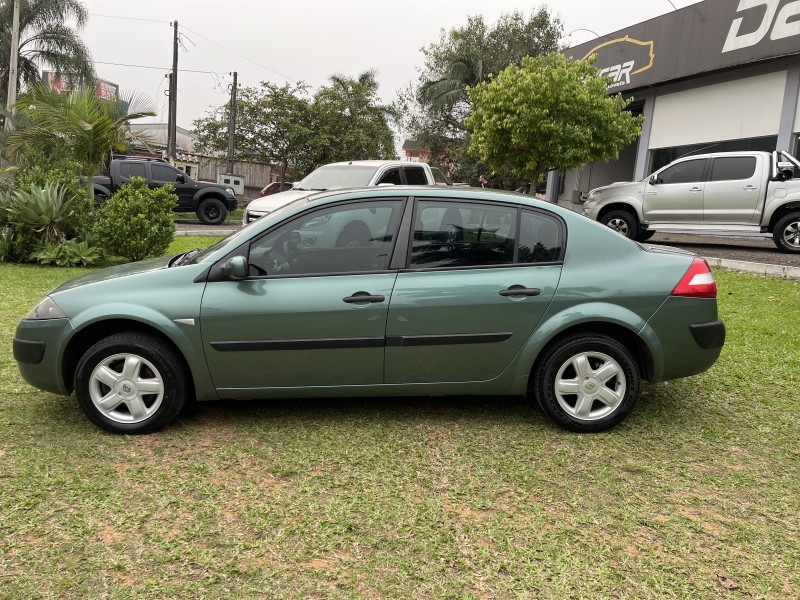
<box><xmin>533</xmin><ymin>334</ymin><xmax>640</xmax><ymax>432</ymax></box>
<box><xmin>197</xmin><ymin>198</ymin><xmax>227</xmax><ymax>225</ymax></box>
<box><xmin>773</xmin><ymin>212</ymin><xmax>800</xmax><ymax>253</ymax></box>
<box><xmin>74</xmin><ymin>332</ymin><xmax>188</xmax><ymax>434</ymax></box>
<box><xmin>600</xmin><ymin>210</ymin><xmax>638</xmax><ymax>240</ymax></box>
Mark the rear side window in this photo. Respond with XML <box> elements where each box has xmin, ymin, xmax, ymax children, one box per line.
<box><xmin>404</xmin><ymin>167</ymin><xmax>428</xmax><ymax>185</ymax></box>
<box><xmin>119</xmin><ymin>162</ymin><xmax>147</xmax><ymax>179</ymax></box>
<box><xmin>411</xmin><ymin>201</ymin><xmax>516</xmax><ymax>268</ymax></box>
<box><xmin>656</xmin><ymin>159</ymin><xmax>706</xmax><ymax>184</ymax></box>
<box><xmin>518</xmin><ymin>211</ymin><xmax>563</xmax><ymax>263</ymax></box>
<box><xmin>376</xmin><ymin>169</ymin><xmax>402</xmax><ymax>185</ymax></box>
<box><xmin>710</xmin><ymin>156</ymin><xmax>757</xmax><ymax>181</ymax></box>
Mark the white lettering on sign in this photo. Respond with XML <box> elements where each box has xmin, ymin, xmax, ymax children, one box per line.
<box><xmin>723</xmin><ymin>0</ymin><xmax>800</xmax><ymax>52</ymax></box>
<box><xmin>599</xmin><ymin>60</ymin><xmax>635</xmax><ymax>86</ymax></box>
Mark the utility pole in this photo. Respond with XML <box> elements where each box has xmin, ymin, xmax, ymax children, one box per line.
<box><xmin>226</xmin><ymin>71</ymin><xmax>238</xmax><ymax>174</ymax></box>
<box><xmin>4</xmin><ymin>0</ymin><xmax>21</xmax><ymax>132</ymax></box>
<box><xmin>167</xmin><ymin>20</ymin><xmax>179</xmax><ymax>158</ymax></box>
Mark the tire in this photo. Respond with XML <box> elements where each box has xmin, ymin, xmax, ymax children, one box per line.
<box><xmin>93</xmin><ymin>191</ymin><xmax>109</xmax><ymax>208</ymax></box>
<box><xmin>636</xmin><ymin>229</ymin><xmax>656</xmax><ymax>242</ymax></box>
<box><xmin>335</xmin><ymin>222</ymin><xmax>371</xmax><ymax>248</ymax></box>
<box><xmin>772</xmin><ymin>212</ymin><xmax>800</xmax><ymax>253</ymax></box>
<box><xmin>197</xmin><ymin>198</ymin><xmax>227</xmax><ymax>225</ymax></box>
<box><xmin>600</xmin><ymin>210</ymin><xmax>638</xmax><ymax>240</ymax></box>
<box><xmin>533</xmin><ymin>334</ymin><xmax>640</xmax><ymax>432</ymax></box>
<box><xmin>74</xmin><ymin>332</ymin><xmax>189</xmax><ymax>434</ymax></box>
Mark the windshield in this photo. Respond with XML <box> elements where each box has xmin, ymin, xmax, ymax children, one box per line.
<box><xmin>294</xmin><ymin>164</ymin><xmax>380</xmax><ymax>191</ymax></box>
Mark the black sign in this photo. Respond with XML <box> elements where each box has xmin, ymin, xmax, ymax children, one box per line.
<box><xmin>565</xmin><ymin>0</ymin><xmax>800</xmax><ymax>93</ymax></box>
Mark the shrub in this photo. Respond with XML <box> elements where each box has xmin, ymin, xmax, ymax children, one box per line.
<box><xmin>5</xmin><ymin>183</ymin><xmax>75</xmax><ymax>244</ymax></box>
<box><xmin>0</xmin><ymin>227</ymin><xmax>12</xmax><ymax>261</ymax></box>
<box><xmin>93</xmin><ymin>177</ymin><xmax>176</xmax><ymax>262</ymax></box>
<box><xmin>29</xmin><ymin>239</ymin><xmax>101</xmax><ymax>267</ymax></box>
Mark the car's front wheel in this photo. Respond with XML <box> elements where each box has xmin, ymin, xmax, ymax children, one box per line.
<box><xmin>533</xmin><ymin>334</ymin><xmax>640</xmax><ymax>432</ymax></box>
<box><xmin>600</xmin><ymin>210</ymin><xmax>639</xmax><ymax>240</ymax></box>
<box><xmin>197</xmin><ymin>198</ymin><xmax>228</xmax><ymax>225</ymax></box>
<box><xmin>773</xmin><ymin>212</ymin><xmax>800</xmax><ymax>253</ymax></box>
<box><xmin>74</xmin><ymin>332</ymin><xmax>189</xmax><ymax>434</ymax></box>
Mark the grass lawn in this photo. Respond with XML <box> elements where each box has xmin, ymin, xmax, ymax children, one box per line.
<box><xmin>0</xmin><ymin>241</ymin><xmax>798</xmax><ymax>598</ymax></box>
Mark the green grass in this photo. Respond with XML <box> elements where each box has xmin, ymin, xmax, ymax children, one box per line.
<box><xmin>0</xmin><ymin>256</ymin><xmax>798</xmax><ymax>598</ymax></box>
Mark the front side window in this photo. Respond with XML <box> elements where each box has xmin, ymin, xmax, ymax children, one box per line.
<box><xmin>151</xmin><ymin>164</ymin><xmax>182</xmax><ymax>183</ymax></box>
<box><xmin>410</xmin><ymin>201</ymin><xmax>517</xmax><ymax>269</ymax></box>
<box><xmin>248</xmin><ymin>200</ymin><xmax>404</xmax><ymax>276</ymax></box>
<box><xmin>377</xmin><ymin>169</ymin><xmax>402</xmax><ymax>185</ymax></box>
<box><xmin>655</xmin><ymin>159</ymin><xmax>707</xmax><ymax>185</ymax></box>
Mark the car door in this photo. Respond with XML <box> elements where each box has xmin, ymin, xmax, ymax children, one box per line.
<box><xmin>200</xmin><ymin>198</ymin><xmax>405</xmax><ymax>394</ymax></box>
<box><xmin>116</xmin><ymin>161</ymin><xmax>147</xmax><ymax>190</ymax></box>
<box><xmin>702</xmin><ymin>155</ymin><xmax>762</xmax><ymax>224</ymax></box>
<box><xmin>643</xmin><ymin>158</ymin><xmax>708</xmax><ymax>223</ymax></box>
<box><xmin>385</xmin><ymin>199</ymin><xmax>564</xmax><ymax>384</ymax></box>
<box><xmin>150</xmin><ymin>163</ymin><xmax>193</xmax><ymax>210</ymax></box>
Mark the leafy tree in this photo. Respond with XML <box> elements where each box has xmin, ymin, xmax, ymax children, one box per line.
<box><xmin>0</xmin><ymin>0</ymin><xmax>95</xmax><ymax>108</ymax></box>
<box><xmin>193</xmin><ymin>71</ymin><xmax>396</xmax><ymax>179</ymax></box>
<box><xmin>467</xmin><ymin>54</ymin><xmax>644</xmax><ymax>190</ymax></box>
<box><xmin>193</xmin><ymin>82</ymin><xmax>314</xmax><ymax>181</ymax></box>
<box><xmin>5</xmin><ymin>84</ymin><xmax>155</xmax><ymax>198</ymax></box>
<box><xmin>394</xmin><ymin>7</ymin><xmax>562</xmax><ymax>188</ymax></box>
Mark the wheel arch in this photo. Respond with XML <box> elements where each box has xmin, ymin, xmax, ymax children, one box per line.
<box><xmin>61</xmin><ymin>318</ymin><xmax>203</xmax><ymax>400</ymax></box>
<box><xmin>766</xmin><ymin>201</ymin><xmax>800</xmax><ymax>232</ymax></box>
<box><xmin>596</xmin><ymin>201</ymin><xmax>643</xmax><ymax>224</ymax></box>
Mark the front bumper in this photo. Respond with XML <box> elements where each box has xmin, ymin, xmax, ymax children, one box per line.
<box><xmin>14</xmin><ymin>317</ymin><xmax>75</xmax><ymax>395</ymax></box>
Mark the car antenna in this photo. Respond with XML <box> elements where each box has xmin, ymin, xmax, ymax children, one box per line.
<box><xmin>675</xmin><ymin>143</ymin><xmax>720</xmax><ymax>160</ymax></box>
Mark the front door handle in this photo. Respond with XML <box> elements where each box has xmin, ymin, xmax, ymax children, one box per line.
<box><xmin>343</xmin><ymin>293</ymin><xmax>385</xmax><ymax>304</ymax></box>
<box><xmin>743</xmin><ymin>185</ymin><xmax>757</xmax><ymax>191</ymax></box>
<box><xmin>689</xmin><ymin>187</ymin><xmax>703</xmax><ymax>193</ymax></box>
<box><xmin>499</xmin><ymin>286</ymin><xmax>541</xmax><ymax>297</ymax></box>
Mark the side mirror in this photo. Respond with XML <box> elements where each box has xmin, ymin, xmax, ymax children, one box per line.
<box><xmin>649</xmin><ymin>175</ymin><xmax>659</xmax><ymax>185</ymax></box>
<box><xmin>224</xmin><ymin>255</ymin><xmax>248</xmax><ymax>280</ymax></box>
<box><xmin>177</xmin><ymin>174</ymin><xmax>187</xmax><ymax>184</ymax></box>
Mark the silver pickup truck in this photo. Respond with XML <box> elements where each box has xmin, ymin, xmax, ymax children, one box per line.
<box><xmin>582</xmin><ymin>151</ymin><xmax>800</xmax><ymax>253</ymax></box>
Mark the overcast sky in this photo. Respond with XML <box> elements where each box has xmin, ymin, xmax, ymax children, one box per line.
<box><xmin>78</xmin><ymin>0</ymin><xmax>703</xmax><ymax>129</ymax></box>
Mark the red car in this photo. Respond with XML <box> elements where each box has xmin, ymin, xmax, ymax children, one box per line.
<box><xmin>259</xmin><ymin>181</ymin><xmax>293</xmax><ymax>197</ymax></box>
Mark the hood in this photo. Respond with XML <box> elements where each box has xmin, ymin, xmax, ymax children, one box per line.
<box><xmin>50</xmin><ymin>256</ymin><xmax>172</xmax><ymax>293</ymax></box>
<box><xmin>245</xmin><ymin>189</ymin><xmax>312</xmax><ymax>213</ymax></box>
<box><xmin>591</xmin><ymin>180</ymin><xmax>642</xmax><ymax>195</ymax></box>
<box><xmin>195</xmin><ymin>180</ymin><xmax>232</xmax><ymax>192</ymax></box>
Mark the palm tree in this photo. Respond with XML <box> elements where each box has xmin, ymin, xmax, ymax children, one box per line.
<box><xmin>6</xmin><ymin>84</ymin><xmax>155</xmax><ymax>198</ymax></box>
<box><xmin>419</xmin><ymin>55</ymin><xmax>484</xmax><ymax>111</ymax></box>
<box><xmin>0</xmin><ymin>0</ymin><xmax>94</xmax><ymax>106</ymax></box>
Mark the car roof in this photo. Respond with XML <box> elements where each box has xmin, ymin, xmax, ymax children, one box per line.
<box><xmin>321</xmin><ymin>160</ymin><xmax>424</xmax><ymax>168</ymax></box>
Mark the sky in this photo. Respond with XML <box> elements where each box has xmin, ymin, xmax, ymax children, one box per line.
<box><xmin>77</xmin><ymin>0</ymin><xmax>703</xmax><ymax>130</ymax></box>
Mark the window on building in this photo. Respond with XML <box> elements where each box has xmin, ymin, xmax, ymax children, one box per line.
<box><xmin>650</xmin><ymin>136</ymin><xmax>777</xmax><ymax>173</ymax></box>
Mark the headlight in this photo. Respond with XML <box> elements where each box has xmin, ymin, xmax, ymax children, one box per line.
<box><xmin>25</xmin><ymin>297</ymin><xmax>67</xmax><ymax>320</ymax></box>
<box><xmin>226</xmin><ymin>187</ymin><xmax>235</xmax><ymax>196</ymax></box>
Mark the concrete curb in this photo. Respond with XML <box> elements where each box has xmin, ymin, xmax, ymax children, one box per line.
<box><xmin>174</xmin><ymin>229</ymin><xmax>800</xmax><ymax>282</ymax></box>
<box><xmin>706</xmin><ymin>256</ymin><xmax>800</xmax><ymax>281</ymax></box>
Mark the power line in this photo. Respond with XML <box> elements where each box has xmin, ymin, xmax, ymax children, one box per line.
<box><xmin>179</xmin><ymin>24</ymin><xmax>297</xmax><ymax>83</ymax></box>
<box><xmin>93</xmin><ymin>60</ymin><xmax>225</xmax><ymax>75</ymax></box>
<box><xmin>89</xmin><ymin>13</ymin><xmax>169</xmax><ymax>24</ymax></box>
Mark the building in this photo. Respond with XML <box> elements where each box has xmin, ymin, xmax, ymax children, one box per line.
<box><xmin>549</xmin><ymin>0</ymin><xmax>800</xmax><ymax>210</ymax></box>
<box><xmin>128</xmin><ymin>123</ymin><xmax>201</xmax><ymax>178</ymax></box>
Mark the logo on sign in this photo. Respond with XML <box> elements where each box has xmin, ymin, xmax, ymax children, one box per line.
<box><xmin>723</xmin><ymin>0</ymin><xmax>800</xmax><ymax>53</ymax></box>
<box><xmin>582</xmin><ymin>36</ymin><xmax>655</xmax><ymax>89</ymax></box>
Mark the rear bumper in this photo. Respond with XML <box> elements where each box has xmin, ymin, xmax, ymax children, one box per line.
<box><xmin>644</xmin><ymin>297</ymin><xmax>725</xmax><ymax>382</ymax></box>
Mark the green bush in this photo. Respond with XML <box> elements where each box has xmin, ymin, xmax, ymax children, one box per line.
<box><xmin>93</xmin><ymin>177</ymin><xmax>176</xmax><ymax>262</ymax></box>
<box><xmin>0</xmin><ymin>227</ymin><xmax>12</xmax><ymax>261</ymax></box>
<box><xmin>29</xmin><ymin>238</ymin><xmax>101</xmax><ymax>267</ymax></box>
<box><xmin>5</xmin><ymin>183</ymin><xmax>75</xmax><ymax>244</ymax></box>
<box><xmin>14</xmin><ymin>148</ymin><xmax>93</xmax><ymax>236</ymax></box>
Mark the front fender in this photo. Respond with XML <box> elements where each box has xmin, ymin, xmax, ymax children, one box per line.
<box><xmin>591</xmin><ymin>195</ymin><xmax>645</xmax><ymax>223</ymax></box>
<box><xmin>67</xmin><ymin>303</ymin><xmax>218</xmax><ymax>401</ymax></box>
<box><xmin>195</xmin><ymin>188</ymin><xmax>237</xmax><ymax>210</ymax></box>
<box><xmin>508</xmin><ymin>301</ymin><xmax>658</xmax><ymax>393</ymax></box>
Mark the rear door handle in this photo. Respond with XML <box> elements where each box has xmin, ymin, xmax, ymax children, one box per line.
<box><xmin>499</xmin><ymin>287</ymin><xmax>541</xmax><ymax>297</ymax></box>
<box><xmin>689</xmin><ymin>187</ymin><xmax>703</xmax><ymax>192</ymax></box>
<box><xmin>343</xmin><ymin>293</ymin><xmax>385</xmax><ymax>304</ymax></box>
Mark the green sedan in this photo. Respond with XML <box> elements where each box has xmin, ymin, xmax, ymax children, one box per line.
<box><xmin>13</xmin><ymin>187</ymin><xmax>725</xmax><ymax>434</ymax></box>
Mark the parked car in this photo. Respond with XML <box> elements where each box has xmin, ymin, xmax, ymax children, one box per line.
<box><xmin>583</xmin><ymin>150</ymin><xmax>800</xmax><ymax>252</ymax></box>
<box><xmin>14</xmin><ymin>187</ymin><xmax>725</xmax><ymax>435</ymax></box>
<box><xmin>93</xmin><ymin>158</ymin><xmax>238</xmax><ymax>225</ymax></box>
<box><xmin>259</xmin><ymin>181</ymin><xmax>294</xmax><ymax>197</ymax></box>
<box><xmin>243</xmin><ymin>160</ymin><xmax>452</xmax><ymax>224</ymax></box>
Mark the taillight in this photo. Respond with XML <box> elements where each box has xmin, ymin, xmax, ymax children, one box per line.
<box><xmin>671</xmin><ymin>257</ymin><xmax>717</xmax><ymax>298</ymax></box>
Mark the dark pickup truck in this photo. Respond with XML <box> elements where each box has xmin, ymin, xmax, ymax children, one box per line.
<box><xmin>93</xmin><ymin>158</ymin><xmax>238</xmax><ymax>225</ymax></box>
